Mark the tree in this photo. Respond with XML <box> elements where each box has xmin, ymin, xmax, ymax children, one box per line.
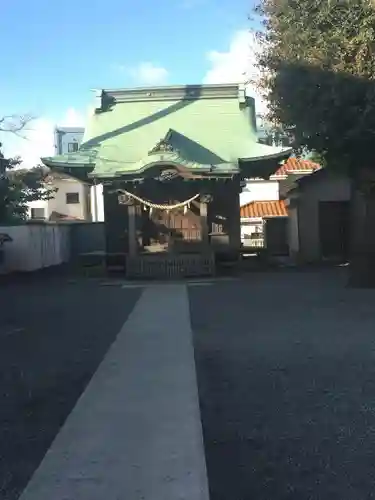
<box><xmin>0</xmin><ymin>145</ymin><xmax>55</xmax><ymax>224</ymax></box>
<box><xmin>255</xmin><ymin>0</ymin><xmax>375</xmax><ymax>285</ymax></box>
<box><xmin>0</xmin><ymin>114</ymin><xmax>56</xmax><ymax>223</ymax></box>
<box><xmin>0</xmin><ymin>114</ymin><xmax>34</xmax><ymax>135</ymax></box>
<box><xmin>257</xmin><ymin>114</ymin><xmax>294</xmax><ymax>147</ymax></box>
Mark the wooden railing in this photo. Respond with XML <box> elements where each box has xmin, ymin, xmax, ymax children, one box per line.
<box><xmin>126</xmin><ymin>253</ymin><xmax>215</xmax><ymax>279</ymax></box>
<box><xmin>173</xmin><ymin>228</ymin><xmax>201</xmax><ymax>241</ymax></box>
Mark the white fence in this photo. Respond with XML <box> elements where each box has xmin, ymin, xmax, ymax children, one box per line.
<box><xmin>241</xmin><ymin>237</ymin><xmax>265</xmax><ymax>249</ymax></box>
<box><xmin>0</xmin><ymin>224</ymin><xmax>70</xmax><ymax>273</ymax></box>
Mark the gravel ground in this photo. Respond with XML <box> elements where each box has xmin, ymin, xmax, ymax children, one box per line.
<box><xmin>190</xmin><ymin>270</ymin><xmax>375</xmax><ymax>500</ymax></box>
<box><xmin>0</xmin><ymin>278</ymin><xmax>141</xmax><ymax>500</ymax></box>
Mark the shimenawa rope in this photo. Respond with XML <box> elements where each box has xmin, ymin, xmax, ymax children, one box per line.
<box><xmin>115</xmin><ymin>189</ymin><xmax>200</xmax><ymax>211</ymax></box>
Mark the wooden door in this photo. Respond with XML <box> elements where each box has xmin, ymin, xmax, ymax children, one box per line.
<box><xmin>319</xmin><ymin>201</ymin><xmax>350</xmax><ymax>260</ymax></box>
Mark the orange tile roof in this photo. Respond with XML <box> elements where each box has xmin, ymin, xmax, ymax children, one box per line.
<box><xmin>240</xmin><ymin>200</ymin><xmax>288</xmax><ymax>219</ymax></box>
<box><xmin>273</xmin><ymin>157</ymin><xmax>320</xmax><ymax>178</ymax></box>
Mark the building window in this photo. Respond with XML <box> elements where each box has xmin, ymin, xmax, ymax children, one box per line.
<box><xmin>30</xmin><ymin>207</ymin><xmax>45</xmax><ymax>219</ymax></box>
<box><xmin>66</xmin><ymin>192</ymin><xmax>80</xmax><ymax>204</ymax></box>
<box><xmin>68</xmin><ymin>142</ymin><xmax>79</xmax><ymax>153</ymax></box>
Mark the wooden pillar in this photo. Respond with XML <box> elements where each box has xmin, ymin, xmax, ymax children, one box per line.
<box><xmin>200</xmin><ymin>194</ymin><xmax>211</xmax><ymax>249</ymax></box>
<box><xmin>141</xmin><ymin>208</ymin><xmax>151</xmax><ymax>247</ymax></box>
<box><xmin>83</xmin><ymin>183</ymin><xmax>92</xmax><ymax>221</ymax></box>
<box><xmin>91</xmin><ymin>180</ymin><xmax>99</xmax><ymax>222</ymax></box>
<box><xmin>128</xmin><ymin>202</ymin><xmax>137</xmax><ymax>257</ymax></box>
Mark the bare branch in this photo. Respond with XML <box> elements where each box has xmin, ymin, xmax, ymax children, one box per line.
<box><xmin>0</xmin><ymin>114</ymin><xmax>36</xmax><ymax>137</ymax></box>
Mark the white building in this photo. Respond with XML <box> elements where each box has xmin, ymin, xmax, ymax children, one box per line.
<box><xmin>28</xmin><ymin>126</ymin><xmax>105</xmax><ymax>222</ymax></box>
<box><xmin>28</xmin><ymin>171</ymin><xmax>89</xmax><ymax>221</ymax></box>
<box><xmin>55</xmin><ymin>127</ymin><xmax>84</xmax><ymax>155</ymax></box>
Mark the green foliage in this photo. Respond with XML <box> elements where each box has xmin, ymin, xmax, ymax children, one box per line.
<box><xmin>0</xmin><ymin>145</ymin><xmax>56</xmax><ymax>224</ymax></box>
<box><xmin>255</xmin><ymin>0</ymin><xmax>375</xmax><ymax>176</ymax></box>
<box><xmin>258</xmin><ymin>122</ymin><xmax>294</xmax><ymax>147</ymax></box>
<box><xmin>306</xmin><ymin>150</ymin><xmax>326</xmax><ymax>166</ymax></box>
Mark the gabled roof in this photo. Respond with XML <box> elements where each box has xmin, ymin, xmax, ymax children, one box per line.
<box><xmin>286</xmin><ymin>167</ymin><xmax>348</xmax><ymax>199</ymax></box>
<box><xmin>288</xmin><ymin>167</ymin><xmax>331</xmax><ymax>194</ymax></box>
<box><xmin>240</xmin><ymin>200</ymin><xmax>288</xmax><ymax>218</ymax></box>
<box><xmin>244</xmin><ymin>157</ymin><xmax>319</xmax><ymax>182</ymax></box>
<box><xmin>272</xmin><ymin>157</ymin><xmax>320</xmax><ymax>178</ymax></box>
<box><xmin>42</xmin><ymin>84</ymin><xmax>291</xmax><ymax>179</ymax></box>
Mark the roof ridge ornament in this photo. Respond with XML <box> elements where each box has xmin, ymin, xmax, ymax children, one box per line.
<box><xmin>148</xmin><ymin>137</ymin><xmax>178</xmax><ymax>155</ymax></box>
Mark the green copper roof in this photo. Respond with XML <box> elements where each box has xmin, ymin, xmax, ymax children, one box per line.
<box><xmin>42</xmin><ymin>84</ymin><xmax>290</xmax><ymax>178</ymax></box>
<box><xmin>42</xmin><ymin>151</ymin><xmax>97</xmax><ymax>168</ymax></box>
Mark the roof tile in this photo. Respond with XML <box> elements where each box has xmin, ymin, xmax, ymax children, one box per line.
<box><xmin>240</xmin><ymin>200</ymin><xmax>288</xmax><ymax>218</ymax></box>
<box><xmin>273</xmin><ymin>157</ymin><xmax>320</xmax><ymax>177</ymax></box>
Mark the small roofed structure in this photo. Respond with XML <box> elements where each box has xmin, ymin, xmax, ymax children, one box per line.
<box><xmin>286</xmin><ymin>168</ymin><xmax>351</xmax><ymax>264</ymax></box>
<box><xmin>42</xmin><ymin>84</ymin><xmax>291</xmax><ymax>278</ymax></box>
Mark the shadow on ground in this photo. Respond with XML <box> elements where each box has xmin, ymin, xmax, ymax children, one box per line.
<box><xmin>190</xmin><ymin>270</ymin><xmax>375</xmax><ymax>500</ymax></box>
<box><xmin>0</xmin><ymin>277</ymin><xmax>141</xmax><ymax>500</ymax></box>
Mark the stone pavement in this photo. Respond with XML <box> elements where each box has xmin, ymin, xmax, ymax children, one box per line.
<box><xmin>191</xmin><ymin>270</ymin><xmax>375</xmax><ymax>500</ymax></box>
<box><xmin>7</xmin><ymin>269</ymin><xmax>375</xmax><ymax>500</ymax></box>
<box><xmin>19</xmin><ymin>285</ymin><xmax>209</xmax><ymax>500</ymax></box>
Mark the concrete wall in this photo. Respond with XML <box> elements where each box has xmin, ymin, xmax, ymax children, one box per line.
<box><xmin>0</xmin><ymin>222</ymin><xmax>106</xmax><ymax>274</ymax></box>
<box><xmin>292</xmin><ymin>173</ymin><xmax>351</xmax><ymax>263</ymax></box>
<box><xmin>0</xmin><ymin>224</ymin><xmax>70</xmax><ymax>273</ymax></box>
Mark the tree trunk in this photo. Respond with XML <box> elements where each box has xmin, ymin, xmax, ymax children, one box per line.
<box><xmin>348</xmin><ymin>174</ymin><xmax>375</xmax><ymax>287</ymax></box>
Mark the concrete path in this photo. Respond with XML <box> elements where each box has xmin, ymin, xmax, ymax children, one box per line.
<box><xmin>19</xmin><ymin>285</ymin><xmax>209</xmax><ymax>500</ymax></box>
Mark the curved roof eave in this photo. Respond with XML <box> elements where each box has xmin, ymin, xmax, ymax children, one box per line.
<box><xmin>239</xmin><ymin>147</ymin><xmax>293</xmax><ymax>163</ymax></box>
<box><xmin>41</xmin><ymin>156</ymin><xmax>95</xmax><ymax>170</ymax></box>
<box><xmin>88</xmin><ymin>153</ymin><xmax>239</xmax><ymax>179</ymax></box>
<box><xmin>41</xmin><ymin>159</ymin><xmax>86</xmax><ymax>169</ymax></box>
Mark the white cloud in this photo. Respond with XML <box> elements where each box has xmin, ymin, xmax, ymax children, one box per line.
<box><xmin>59</xmin><ymin>107</ymin><xmax>85</xmax><ymax>128</ymax></box>
<box><xmin>128</xmin><ymin>62</ymin><xmax>169</xmax><ymax>86</ymax></box>
<box><xmin>0</xmin><ymin>108</ymin><xmax>86</xmax><ymax>168</ymax></box>
<box><xmin>203</xmin><ymin>30</ymin><xmax>267</xmax><ymax>115</ymax></box>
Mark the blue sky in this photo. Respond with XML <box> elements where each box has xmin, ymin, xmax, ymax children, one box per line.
<box><xmin>0</xmin><ymin>0</ymin><xmax>260</xmax><ymax>164</ymax></box>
